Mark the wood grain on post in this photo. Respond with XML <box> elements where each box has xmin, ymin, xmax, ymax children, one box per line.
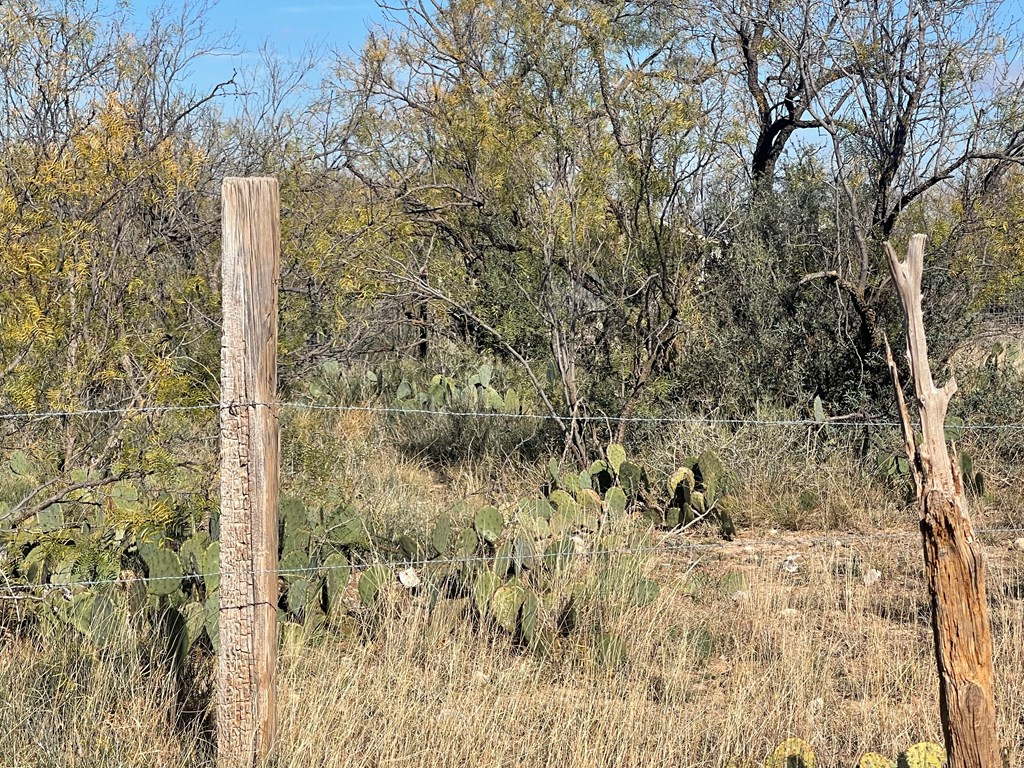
<box><xmin>219</xmin><ymin>177</ymin><xmax>280</xmax><ymax>768</ymax></box>
<box><xmin>884</xmin><ymin>234</ymin><xmax>1000</xmax><ymax>768</ymax></box>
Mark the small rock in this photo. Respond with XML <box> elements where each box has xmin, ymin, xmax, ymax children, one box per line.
<box><xmin>782</xmin><ymin>553</ymin><xmax>802</xmax><ymax>573</ymax></box>
<box><xmin>742</xmin><ymin>545</ymin><xmax>755</xmax><ymax>554</ymax></box>
<box><xmin>862</xmin><ymin>568</ymin><xmax>882</xmax><ymax>587</ymax></box>
<box><xmin>731</xmin><ymin>590</ymin><xmax>749</xmax><ymax>603</ymax></box>
<box><xmin>779</xmin><ymin>608</ymin><xmax>802</xmax><ymax>619</ymax></box>
<box><xmin>398</xmin><ymin>568</ymin><xmax>420</xmax><ymax>589</ymax></box>
<box><xmin>1012</xmin><ymin>538</ymin><xmax>1024</xmax><ymax>552</ymax></box>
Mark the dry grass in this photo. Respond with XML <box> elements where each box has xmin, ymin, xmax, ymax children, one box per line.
<box><xmin>267</xmin><ymin>536</ymin><xmax>1024</xmax><ymax>768</ymax></box>
<box><xmin>4</xmin><ymin>533</ymin><xmax>1024</xmax><ymax>767</ymax></box>
<box><xmin>3</xmin><ymin>408</ymin><xmax>1023</xmax><ymax>767</ymax></box>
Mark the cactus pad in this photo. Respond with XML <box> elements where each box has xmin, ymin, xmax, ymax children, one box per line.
<box><xmin>605</xmin><ymin>443</ymin><xmax>627</xmax><ymax>474</ymax></box>
<box><xmin>139</xmin><ymin>542</ymin><xmax>183</xmax><ymax>596</ymax></box>
<box><xmin>358</xmin><ymin>565</ymin><xmax>391</xmax><ymax>605</ymax></box>
<box><xmin>898</xmin><ymin>743</ymin><xmax>944</xmax><ymax>768</ymax></box>
<box><xmin>604</xmin><ymin>486</ymin><xmax>627</xmax><ymax>520</ymax></box>
<box><xmin>287</xmin><ymin>578</ymin><xmax>310</xmax><ymax>615</ymax></box>
<box><xmin>278</xmin><ymin>550</ymin><xmax>310</xmax><ymax>583</ymax></box>
<box><xmin>324</xmin><ymin>552</ymin><xmax>351</xmax><ymax>613</ymax></box>
<box><xmin>765</xmin><ymin>737</ymin><xmax>815</xmax><ymax>768</ymax></box>
<box><xmin>668</xmin><ymin>466</ymin><xmax>696</xmax><ymax>496</ymax></box>
<box><xmin>473</xmin><ymin>571</ymin><xmax>501</xmax><ymax>615</ymax></box>
<box><xmin>203</xmin><ymin>541</ymin><xmax>220</xmax><ymax>593</ymax></box>
<box><xmin>549</xmin><ymin>489</ymin><xmax>576</xmax><ymax>512</ymax></box>
<box><xmin>204</xmin><ymin>595</ymin><xmax>219</xmax><ymax>652</ymax></box>
<box><xmin>618</xmin><ymin>462</ymin><xmax>643</xmax><ymax>495</ymax></box>
<box><xmin>696</xmin><ymin>449</ymin><xmax>724</xmax><ymax>502</ymax></box>
<box><xmin>474</xmin><ymin>505</ymin><xmax>504</xmax><ymax>544</ymax></box>
<box><xmin>325</xmin><ymin>504</ymin><xmax>367</xmax><ymax>548</ymax></box>
<box><xmin>493</xmin><ymin>541</ymin><xmax>515</xmax><ymax>578</ymax></box>
<box><xmin>519</xmin><ymin>498</ymin><xmax>553</xmax><ymax>520</ymax></box>
<box><xmin>576</xmin><ymin>489</ymin><xmax>602</xmax><ymax>513</ymax></box>
<box><xmin>453</xmin><ymin>527</ymin><xmax>478</xmax><ymax>559</ymax></box>
<box><xmin>544</xmin><ymin>537</ymin><xmax>574</xmax><ymax>571</ymax></box>
<box><xmin>431</xmin><ymin>515</ymin><xmax>453</xmax><ymax>557</ymax></box>
<box><xmin>630</xmin><ymin>577</ymin><xmax>660</xmax><ymax>607</ymax></box>
<box><xmin>859</xmin><ymin>754</ymin><xmax>894</xmax><ymax>768</ymax></box>
<box><xmin>491</xmin><ymin>584</ymin><xmax>525</xmax><ymax>633</ymax></box>
<box><xmin>596</xmin><ymin>632</ymin><xmax>627</xmax><ymax>667</ymax></box>
<box><xmin>178</xmin><ymin>533</ymin><xmax>210</xmax><ymax>576</ymax></box>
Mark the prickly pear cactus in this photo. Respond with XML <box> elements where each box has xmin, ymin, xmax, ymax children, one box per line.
<box><xmin>280</xmin><ymin>497</ymin><xmax>309</xmax><ymax>555</ymax></box>
<box><xmin>358</xmin><ymin>565</ymin><xmax>391</xmax><ymax>605</ymax></box>
<box><xmin>605</xmin><ymin>443</ymin><xmax>627</xmax><ymax>475</ymax></box>
<box><xmin>178</xmin><ymin>532</ymin><xmax>210</xmax><ymax>576</ymax></box>
<box><xmin>604</xmin><ymin>486</ymin><xmax>627</xmax><ymax>520</ymax></box>
<box><xmin>431</xmin><ymin>515</ymin><xmax>453</xmax><ymax>557</ymax></box>
<box><xmin>138</xmin><ymin>542</ymin><xmax>182</xmax><ymax>596</ymax></box>
<box><xmin>278</xmin><ymin>550</ymin><xmax>310</xmax><ymax>583</ymax></box>
<box><xmin>765</xmin><ymin>737</ymin><xmax>815</xmax><ymax>768</ymax></box>
<box><xmin>898</xmin><ymin>742</ymin><xmax>945</xmax><ymax>768</ymax></box>
<box><xmin>474</xmin><ymin>505</ymin><xmax>504</xmax><ymax>544</ymax></box>
<box><xmin>323</xmin><ymin>552</ymin><xmax>350</xmax><ymax>614</ymax></box>
<box><xmin>595</xmin><ymin>632</ymin><xmax>627</xmax><ymax>667</ymax></box>
<box><xmin>473</xmin><ymin>571</ymin><xmax>501</xmax><ymax>615</ymax></box>
<box><xmin>695</xmin><ymin>449</ymin><xmax>724</xmax><ymax>502</ymax></box>
<box><xmin>454</xmin><ymin>528</ymin><xmax>478</xmax><ymax>558</ymax></box>
<box><xmin>491</xmin><ymin>584</ymin><xmax>525</xmax><ymax>633</ymax></box>
<box><xmin>576</xmin><ymin>489</ymin><xmax>602</xmax><ymax>514</ymax></box>
<box><xmin>618</xmin><ymin>462</ymin><xmax>643</xmax><ymax>496</ymax></box>
<box><xmin>203</xmin><ymin>541</ymin><xmax>220</xmax><ymax>593</ymax></box>
<box><xmin>667</xmin><ymin>466</ymin><xmax>695</xmax><ymax>496</ymax></box>
<box><xmin>859</xmin><ymin>754</ymin><xmax>894</xmax><ymax>768</ymax></box>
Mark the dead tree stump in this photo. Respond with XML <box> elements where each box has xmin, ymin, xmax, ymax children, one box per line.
<box><xmin>884</xmin><ymin>234</ymin><xmax>1000</xmax><ymax>768</ymax></box>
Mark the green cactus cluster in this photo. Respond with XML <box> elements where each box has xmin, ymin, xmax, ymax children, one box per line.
<box><xmin>755</xmin><ymin>739</ymin><xmax>947</xmax><ymax>768</ymax></box>
<box><xmin>0</xmin><ymin>442</ymin><xmax>686</xmax><ymax>667</ymax></box>
<box><xmin>392</xmin><ymin>364</ymin><xmax>528</xmax><ymax>415</ymax></box>
<box><xmin>309</xmin><ymin>456</ymin><xmax>672</xmax><ymax>661</ymax></box>
<box><xmin>273</xmin><ymin>497</ymin><xmax>375</xmax><ymax>635</ymax></box>
<box><xmin>657</xmin><ymin>449</ymin><xmax>736</xmax><ymax>538</ymax></box>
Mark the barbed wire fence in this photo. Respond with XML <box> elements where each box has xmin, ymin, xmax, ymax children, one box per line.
<box><xmin>2</xmin><ymin>399</ymin><xmax>1023</xmax><ymax>601</ymax></box>
<box><xmin>3</xmin><ymin>527</ymin><xmax>1024</xmax><ymax>600</ymax></box>
<box><xmin>1</xmin><ymin>400</ymin><xmax>1024</xmax><ymax>429</ymax></box>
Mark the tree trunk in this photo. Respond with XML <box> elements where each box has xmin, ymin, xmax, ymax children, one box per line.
<box><xmin>883</xmin><ymin>234</ymin><xmax>1000</xmax><ymax>768</ymax></box>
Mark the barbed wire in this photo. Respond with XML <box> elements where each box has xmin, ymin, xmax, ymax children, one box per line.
<box><xmin>1</xmin><ymin>400</ymin><xmax>1023</xmax><ymax>431</ymax></box>
<box><xmin>2</xmin><ymin>527</ymin><xmax>1022</xmax><ymax>595</ymax></box>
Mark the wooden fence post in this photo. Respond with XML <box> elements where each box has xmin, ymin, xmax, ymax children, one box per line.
<box><xmin>884</xmin><ymin>234</ymin><xmax>1000</xmax><ymax>768</ymax></box>
<box><xmin>219</xmin><ymin>177</ymin><xmax>281</xmax><ymax>768</ymax></box>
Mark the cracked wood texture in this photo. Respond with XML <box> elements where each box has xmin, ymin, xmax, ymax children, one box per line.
<box><xmin>219</xmin><ymin>178</ymin><xmax>280</xmax><ymax>768</ymax></box>
<box><xmin>884</xmin><ymin>234</ymin><xmax>1000</xmax><ymax>768</ymax></box>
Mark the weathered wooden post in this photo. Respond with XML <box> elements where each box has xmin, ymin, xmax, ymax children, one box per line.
<box><xmin>884</xmin><ymin>234</ymin><xmax>1000</xmax><ymax>767</ymax></box>
<box><xmin>219</xmin><ymin>177</ymin><xmax>281</xmax><ymax>767</ymax></box>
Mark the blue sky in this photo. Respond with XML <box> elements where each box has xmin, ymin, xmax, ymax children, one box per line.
<box><xmin>128</xmin><ymin>1</ymin><xmax>387</xmax><ymax>92</ymax></box>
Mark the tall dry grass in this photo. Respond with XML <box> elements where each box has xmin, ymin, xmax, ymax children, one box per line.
<box><xmin>4</xmin><ymin>535</ymin><xmax>1023</xmax><ymax>767</ymax></box>
<box><xmin>3</xmin><ymin>406</ymin><xmax>1022</xmax><ymax>766</ymax></box>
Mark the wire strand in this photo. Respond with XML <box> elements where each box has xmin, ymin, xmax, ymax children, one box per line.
<box><xmin>1</xmin><ymin>400</ymin><xmax>1022</xmax><ymax>431</ymax></box>
<box><xmin>3</xmin><ymin>527</ymin><xmax>1022</xmax><ymax>594</ymax></box>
